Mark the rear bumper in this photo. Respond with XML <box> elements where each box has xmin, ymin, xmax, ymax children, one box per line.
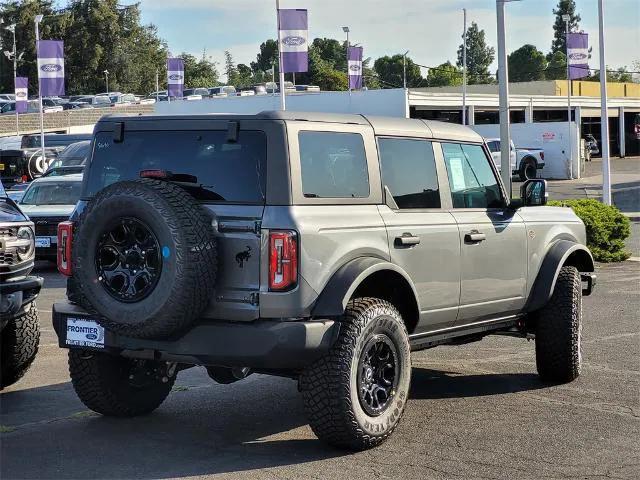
<box><xmin>52</xmin><ymin>301</ymin><xmax>339</xmax><ymax>370</ymax></box>
<box><xmin>0</xmin><ymin>276</ymin><xmax>43</xmax><ymax>318</ymax></box>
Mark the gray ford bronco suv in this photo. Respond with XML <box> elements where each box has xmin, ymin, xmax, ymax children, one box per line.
<box><xmin>52</xmin><ymin>111</ymin><xmax>595</xmax><ymax>450</ymax></box>
<box><xmin>0</xmin><ymin>180</ymin><xmax>43</xmax><ymax>389</ymax></box>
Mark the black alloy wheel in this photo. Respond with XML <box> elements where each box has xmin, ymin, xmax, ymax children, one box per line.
<box><xmin>96</xmin><ymin>217</ymin><xmax>162</xmax><ymax>303</ymax></box>
<box><xmin>357</xmin><ymin>334</ymin><xmax>399</xmax><ymax>416</ymax></box>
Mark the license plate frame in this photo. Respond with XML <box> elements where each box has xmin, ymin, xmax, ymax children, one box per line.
<box><xmin>35</xmin><ymin>237</ymin><xmax>51</xmax><ymax>248</ymax></box>
<box><xmin>65</xmin><ymin>317</ymin><xmax>106</xmax><ymax>349</ymax></box>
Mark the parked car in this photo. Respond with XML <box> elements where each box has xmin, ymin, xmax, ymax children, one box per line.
<box><xmin>45</xmin><ymin>140</ymin><xmax>91</xmax><ymax>171</ymax></box>
<box><xmin>5</xmin><ymin>181</ymin><xmax>31</xmax><ymax>203</ymax></box>
<box><xmin>0</xmin><ymin>100</ymin><xmax>61</xmax><ymax>115</ymax></box>
<box><xmin>584</xmin><ymin>134</ymin><xmax>599</xmax><ymax>156</ymax></box>
<box><xmin>0</xmin><ymin>179</ymin><xmax>43</xmax><ymax>389</ymax></box>
<box><xmin>18</xmin><ymin>173</ymin><xmax>83</xmax><ymax>261</ymax></box>
<box><xmin>295</xmin><ymin>85</ymin><xmax>321</xmax><ymax>92</ymax></box>
<box><xmin>75</xmin><ymin>96</ymin><xmax>112</xmax><ymax>108</ymax></box>
<box><xmin>486</xmin><ymin>138</ymin><xmax>545</xmax><ymax>181</ymax></box>
<box><xmin>208</xmin><ymin>85</ymin><xmax>236</xmax><ymax>97</ymax></box>
<box><xmin>51</xmin><ymin>111</ymin><xmax>594</xmax><ymax>451</ymax></box>
<box><xmin>0</xmin><ymin>93</ymin><xmax>16</xmax><ymax>102</ymax></box>
<box><xmin>109</xmin><ymin>93</ymin><xmax>136</xmax><ymax>106</ymax></box>
<box><xmin>63</xmin><ymin>101</ymin><xmax>94</xmax><ymax>110</ymax></box>
<box><xmin>21</xmin><ymin>134</ymin><xmax>92</xmax><ymax>151</ymax></box>
<box><xmin>183</xmin><ymin>88</ymin><xmax>209</xmax><ymax>100</ymax></box>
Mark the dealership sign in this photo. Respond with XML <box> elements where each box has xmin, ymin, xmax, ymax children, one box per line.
<box><xmin>15</xmin><ymin>77</ymin><xmax>28</xmax><ymax>113</ymax></box>
<box><xmin>567</xmin><ymin>33</ymin><xmax>589</xmax><ymax>80</ymax></box>
<box><xmin>278</xmin><ymin>9</ymin><xmax>308</xmax><ymax>73</ymax></box>
<box><xmin>167</xmin><ymin>58</ymin><xmax>185</xmax><ymax>98</ymax></box>
<box><xmin>37</xmin><ymin>40</ymin><xmax>65</xmax><ymax>96</ymax></box>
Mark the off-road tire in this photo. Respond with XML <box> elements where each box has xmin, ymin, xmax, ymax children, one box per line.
<box><xmin>71</xmin><ymin>179</ymin><xmax>217</xmax><ymax>339</ymax></box>
<box><xmin>300</xmin><ymin>297</ymin><xmax>411</xmax><ymax>450</ymax></box>
<box><xmin>519</xmin><ymin>158</ymin><xmax>538</xmax><ymax>181</ymax></box>
<box><xmin>535</xmin><ymin>266</ymin><xmax>582</xmax><ymax>382</ymax></box>
<box><xmin>68</xmin><ymin>349</ymin><xmax>175</xmax><ymax>417</ymax></box>
<box><xmin>0</xmin><ymin>303</ymin><xmax>40</xmax><ymax>389</ymax></box>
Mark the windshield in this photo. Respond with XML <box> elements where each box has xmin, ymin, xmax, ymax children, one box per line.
<box><xmin>57</xmin><ymin>141</ymin><xmax>90</xmax><ymax>165</ymax></box>
<box><xmin>21</xmin><ymin>181</ymin><xmax>82</xmax><ymax>205</ymax></box>
<box><xmin>86</xmin><ymin>130</ymin><xmax>266</xmax><ymax>203</ymax></box>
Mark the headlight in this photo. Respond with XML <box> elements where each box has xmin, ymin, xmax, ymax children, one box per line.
<box><xmin>17</xmin><ymin>226</ymin><xmax>35</xmax><ymax>261</ymax></box>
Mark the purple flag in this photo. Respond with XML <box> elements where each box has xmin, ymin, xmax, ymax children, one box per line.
<box><xmin>278</xmin><ymin>9</ymin><xmax>308</xmax><ymax>73</ymax></box>
<box><xmin>167</xmin><ymin>58</ymin><xmax>184</xmax><ymax>97</ymax></box>
<box><xmin>15</xmin><ymin>77</ymin><xmax>28</xmax><ymax>113</ymax></box>
<box><xmin>348</xmin><ymin>46</ymin><xmax>363</xmax><ymax>90</ymax></box>
<box><xmin>567</xmin><ymin>33</ymin><xmax>589</xmax><ymax>79</ymax></box>
<box><xmin>37</xmin><ymin>40</ymin><xmax>65</xmax><ymax>96</ymax></box>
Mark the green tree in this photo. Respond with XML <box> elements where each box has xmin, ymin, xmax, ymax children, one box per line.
<box><xmin>457</xmin><ymin>22</ymin><xmax>495</xmax><ymax>84</ymax></box>
<box><xmin>250</xmin><ymin>39</ymin><xmax>278</xmax><ymax>76</ymax></box>
<box><xmin>586</xmin><ymin>66</ymin><xmax>633</xmax><ymax>83</ymax></box>
<box><xmin>550</xmin><ymin>0</ymin><xmax>581</xmax><ymax>56</ymax></box>
<box><xmin>373</xmin><ymin>54</ymin><xmax>423</xmax><ymax>88</ymax></box>
<box><xmin>546</xmin><ymin>51</ymin><xmax>567</xmax><ymax>80</ymax></box>
<box><xmin>234</xmin><ymin>63</ymin><xmax>253</xmax><ymax>88</ymax></box>
<box><xmin>427</xmin><ymin>61</ymin><xmax>462</xmax><ymax>87</ymax></box>
<box><xmin>224</xmin><ymin>50</ymin><xmax>237</xmax><ymax>84</ymax></box>
<box><xmin>178</xmin><ymin>52</ymin><xmax>219</xmax><ymax>88</ymax></box>
<box><xmin>508</xmin><ymin>44</ymin><xmax>548</xmax><ymax>82</ymax></box>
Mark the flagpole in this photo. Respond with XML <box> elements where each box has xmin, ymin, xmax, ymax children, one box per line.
<box><xmin>598</xmin><ymin>0</ymin><xmax>611</xmax><ymax>205</ymax></box>
<box><xmin>276</xmin><ymin>0</ymin><xmax>286</xmax><ymax>110</ymax></box>
<box><xmin>35</xmin><ymin>15</ymin><xmax>45</xmax><ymax>166</ymax></box>
<box><xmin>564</xmin><ymin>15</ymin><xmax>573</xmax><ymax>179</ymax></box>
<box><xmin>462</xmin><ymin>8</ymin><xmax>467</xmax><ymax>125</ymax></box>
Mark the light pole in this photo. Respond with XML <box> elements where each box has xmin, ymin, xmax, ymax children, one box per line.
<box><xmin>462</xmin><ymin>9</ymin><xmax>467</xmax><ymax>125</ymax></box>
<box><xmin>563</xmin><ymin>14</ymin><xmax>573</xmax><ymax>179</ymax></box>
<box><xmin>35</xmin><ymin>14</ymin><xmax>45</xmax><ymax>165</ymax></box>
<box><xmin>104</xmin><ymin>69</ymin><xmax>109</xmax><ymax>94</ymax></box>
<box><xmin>598</xmin><ymin>0</ymin><xmax>611</xmax><ymax>205</ymax></box>
<box><xmin>3</xmin><ymin>23</ymin><xmax>19</xmax><ymax>135</ymax></box>
<box><xmin>343</xmin><ymin>26</ymin><xmax>350</xmax><ymax>93</ymax></box>
<box><xmin>496</xmin><ymin>0</ymin><xmax>521</xmax><ymax>199</ymax></box>
<box><xmin>275</xmin><ymin>0</ymin><xmax>285</xmax><ymax>110</ymax></box>
<box><xmin>402</xmin><ymin>50</ymin><xmax>409</xmax><ymax>89</ymax></box>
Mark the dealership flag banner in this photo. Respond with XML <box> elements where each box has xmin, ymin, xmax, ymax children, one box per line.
<box><xmin>15</xmin><ymin>77</ymin><xmax>28</xmax><ymax>113</ymax></box>
<box><xmin>167</xmin><ymin>58</ymin><xmax>184</xmax><ymax>97</ymax></box>
<box><xmin>348</xmin><ymin>46</ymin><xmax>364</xmax><ymax>90</ymax></box>
<box><xmin>567</xmin><ymin>33</ymin><xmax>589</xmax><ymax>79</ymax></box>
<box><xmin>278</xmin><ymin>9</ymin><xmax>308</xmax><ymax>73</ymax></box>
<box><xmin>37</xmin><ymin>40</ymin><xmax>65</xmax><ymax>96</ymax></box>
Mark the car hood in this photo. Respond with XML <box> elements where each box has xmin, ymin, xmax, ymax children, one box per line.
<box><xmin>18</xmin><ymin>204</ymin><xmax>76</xmax><ymax>218</ymax></box>
<box><xmin>0</xmin><ymin>197</ymin><xmax>28</xmax><ymax>222</ymax></box>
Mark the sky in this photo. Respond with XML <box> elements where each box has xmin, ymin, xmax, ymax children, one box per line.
<box><xmin>134</xmin><ymin>0</ymin><xmax>639</xmax><ymax>80</ymax></box>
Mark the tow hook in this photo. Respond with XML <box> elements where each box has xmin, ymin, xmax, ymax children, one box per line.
<box><xmin>129</xmin><ymin>361</ymin><xmax>178</xmax><ymax>386</ymax></box>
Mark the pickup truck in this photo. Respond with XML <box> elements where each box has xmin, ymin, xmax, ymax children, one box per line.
<box><xmin>486</xmin><ymin>138</ymin><xmax>545</xmax><ymax>181</ymax></box>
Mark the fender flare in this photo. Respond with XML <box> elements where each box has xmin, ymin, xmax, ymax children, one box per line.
<box><xmin>525</xmin><ymin>240</ymin><xmax>594</xmax><ymax>312</ymax></box>
<box><xmin>311</xmin><ymin>257</ymin><xmax>420</xmax><ymax>317</ymax></box>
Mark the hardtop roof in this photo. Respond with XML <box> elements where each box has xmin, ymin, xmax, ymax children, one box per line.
<box><xmin>96</xmin><ymin>111</ymin><xmax>484</xmax><ymax>143</ymax></box>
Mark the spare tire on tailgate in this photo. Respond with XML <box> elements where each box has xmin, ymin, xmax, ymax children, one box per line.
<box><xmin>72</xmin><ymin>179</ymin><xmax>217</xmax><ymax>339</ymax></box>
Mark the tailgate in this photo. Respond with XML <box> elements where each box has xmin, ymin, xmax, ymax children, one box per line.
<box><xmin>201</xmin><ymin>204</ymin><xmax>264</xmax><ymax>321</ymax></box>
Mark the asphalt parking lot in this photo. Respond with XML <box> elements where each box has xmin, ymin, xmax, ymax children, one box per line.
<box><xmin>1</xmin><ymin>257</ymin><xmax>638</xmax><ymax>480</ymax></box>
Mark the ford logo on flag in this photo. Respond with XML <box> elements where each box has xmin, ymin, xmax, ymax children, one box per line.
<box><xmin>169</xmin><ymin>74</ymin><xmax>183</xmax><ymax>81</ymax></box>
<box><xmin>40</xmin><ymin>63</ymin><xmax>62</xmax><ymax>73</ymax></box>
<box><xmin>282</xmin><ymin>36</ymin><xmax>306</xmax><ymax>47</ymax></box>
<box><xmin>350</xmin><ymin>65</ymin><xmax>361</xmax><ymax>72</ymax></box>
<box><xmin>16</xmin><ymin>92</ymin><xmax>27</xmax><ymax>99</ymax></box>
<box><xmin>569</xmin><ymin>52</ymin><xmax>588</xmax><ymax>61</ymax></box>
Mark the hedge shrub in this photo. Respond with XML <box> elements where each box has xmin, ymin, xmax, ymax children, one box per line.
<box><xmin>548</xmin><ymin>199</ymin><xmax>631</xmax><ymax>262</ymax></box>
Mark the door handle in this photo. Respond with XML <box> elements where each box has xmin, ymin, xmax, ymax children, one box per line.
<box><xmin>395</xmin><ymin>234</ymin><xmax>421</xmax><ymax>247</ymax></box>
<box><xmin>465</xmin><ymin>230</ymin><xmax>486</xmax><ymax>243</ymax></box>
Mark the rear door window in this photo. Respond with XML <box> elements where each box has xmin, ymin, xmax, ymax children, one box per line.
<box><xmin>298</xmin><ymin>131</ymin><xmax>369</xmax><ymax>198</ymax></box>
<box><xmin>86</xmin><ymin>130</ymin><xmax>266</xmax><ymax>203</ymax></box>
<box><xmin>378</xmin><ymin>137</ymin><xmax>440</xmax><ymax>209</ymax></box>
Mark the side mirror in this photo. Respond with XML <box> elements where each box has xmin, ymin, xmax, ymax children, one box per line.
<box><xmin>520</xmin><ymin>179</ymin><xmax>548</xmax><ymax>207</ymax></box>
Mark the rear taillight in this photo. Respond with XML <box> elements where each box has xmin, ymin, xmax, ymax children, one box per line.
<box><xmin>57</xmin><ymin>221</ymin><xmax>74</xmax><ymax>276</ymax></box>
<box><xmin>269</xmin><ymin>230</ymin><xmax>298</xmax><ymax>291</ymax></box>
<box><xmin>540</xmin><ymin>152</ymin><xmax>545</xmax><ymax>161</ymax></box>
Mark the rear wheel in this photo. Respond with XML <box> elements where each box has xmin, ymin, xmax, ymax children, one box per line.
<box><xmin>300</xmin><ymin>298</ymin><xmax>411</xmax><ymax>450</ymax></box>
<box><xmin>535</xmin><ymin>266</ymin><xmax>582</xmax><ymax>383</ymax></box>
<box><xmin>69</xmin><ymin>350</ymin><xmax>175</xmax><ymax>417</ymax></box>
<box><xmin>519</xmin><ymin>158</ymin><xmax>538</xmax><ymax>181</ymax></box>
<box><xmin>0</xmin><ymin>303</ymin><xmax>40</xmax><ymax>389</ymax></box>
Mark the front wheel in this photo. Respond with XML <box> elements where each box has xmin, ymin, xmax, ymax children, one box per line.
<box><xmin>0</xmin><ymin>303</ymin><xmax>40</xmax><ymax>389</ymax></box>
<box><xmin>535</xmin><ymin>266</ymin><xmax>582</xmax><ymax>383</ymax></box>
<box><xmin>300</xmin><ymin>298</ymin><xmax>411</xmax><ymax>450</ymax></box>
<box><xmin>69</xmin><ymin>350</ymin><xmax>175</xmax><ymax>417</ymax></box>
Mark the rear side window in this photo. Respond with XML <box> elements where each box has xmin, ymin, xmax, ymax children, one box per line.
<box><xmin>441</xmin><ymin>143</ymin><xmax>503</xmax><ymax>209</ymax></box>
<box><xmin>298</xmin><ymin>131</ymin><xmax>369</xmax><ymax>198</ymax></box>
<box><xmin>86</xmin><ymin>130</ymin><xmax>266</xmax><ymax>203</ymax></box>
<box><xmin>378</xmin><ymin>137</ymin><xmax>440</xmax><ymax>209</ymax></box>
